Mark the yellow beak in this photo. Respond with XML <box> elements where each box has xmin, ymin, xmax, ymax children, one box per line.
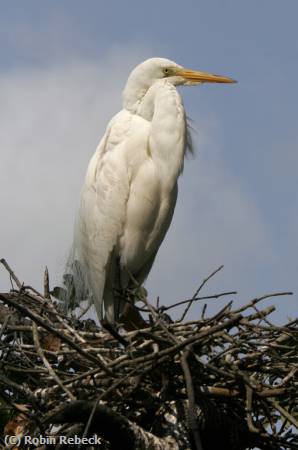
<box><xmin>177</xmin><ymin>68</ymin><xmax>236</xmax><ymax>84</ymax></box>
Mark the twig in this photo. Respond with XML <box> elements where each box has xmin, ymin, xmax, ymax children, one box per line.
<box><xmin>43</xmin><ymin>267</ymin><xmax>51</xmax><ymax>299</ymax></box>
<box><xmin>267</xmin><ymin>398</ymin><xmax>298</xmax><ymax>429</ymax></box>
<box><xmin>161</xmin><ymin>290</ymin><xmax>237</xmax><ymax>312</ymax></box>
<box><xmin>233</xmin><ymin>292</ymin><xmax>293</xmax><ymax>314</ymax></box>
<box><xmin>181</xmin><ymin>346</ymin><xmax>203</xmax><ymax>450</ymax></box>
<box><xmin>32</xmin><ymin>322</ymin><xmax>75</xmax><ymax>400</ymax></box>
<box><xmin>0</xmin><ymin>258</ymin><xmax>22</xmax><ymax>289</ymax></box>
<box><xmin>180</xmin><ymin>265</ymin><xmax>224</xmax><ymax>321</ymax></box>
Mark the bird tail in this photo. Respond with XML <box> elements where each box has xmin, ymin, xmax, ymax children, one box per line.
<box><xmin>59</xmin><ymin>246</ymin><xmax>93</xmax><ymax>315</ymax></box>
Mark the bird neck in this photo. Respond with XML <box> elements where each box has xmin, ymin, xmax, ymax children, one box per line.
<box><xmin>148</xmin><ymin>82</ymin><xmax>187</xmax><ymax>189</ymax></box>
<box><xmin>122</xmin><ymin>75</ymin><xmax>148</xmax><ymax>115</ymax></box>
<box><xmin>123</xmin><ymin>78</ymin><xmax>172</xmax><ymax>120</ymax></box>
<box><xmin>123</xmin><ymin>80</ymin><xmax>187</xmax><ymax>190</ymax></box>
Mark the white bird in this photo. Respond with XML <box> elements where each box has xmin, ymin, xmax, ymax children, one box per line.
<box><xmin>69</xmin><ymin>57</ymin><xmax>235</xmax><ymax>329</ymax></box>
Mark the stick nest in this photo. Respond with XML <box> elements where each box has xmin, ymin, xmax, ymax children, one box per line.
<box><xmin>0</xmin><ymin>260</ymin><xmax>297</xmax><ymax>450</ymax></box>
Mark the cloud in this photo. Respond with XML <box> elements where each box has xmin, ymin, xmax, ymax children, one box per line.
<box><xmin>0</xmin><ymin>48</ymin><xmax>150</xmax><ymax>290</ymax></box>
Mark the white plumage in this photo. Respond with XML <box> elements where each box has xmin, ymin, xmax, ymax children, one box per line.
<box><xmin>69</xmin><ymin>57</ymin><xmax>235</xmax><ymax>327</ymax></box>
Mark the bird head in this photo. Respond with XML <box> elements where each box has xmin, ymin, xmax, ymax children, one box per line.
<box><xmin>123</xmin><ymin>57</ymin><xmax>236</xmax><ymax>111</ymax></box>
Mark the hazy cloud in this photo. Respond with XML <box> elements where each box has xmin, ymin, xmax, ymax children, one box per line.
<box><xmin>148</xmin><ymin>115</ymin><xmax>276</xmax><ymax>316</ymax></box>
<box><xmin>0</xmin><ymin>49</ymin><xmax>149</xmax><ymax>289</ymax></box>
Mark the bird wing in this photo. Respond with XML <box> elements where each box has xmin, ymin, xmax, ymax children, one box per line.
<box><xmin>72</xmin><ymin>110</ymin><xmax>134</xmax><ymax>321</ymax></box>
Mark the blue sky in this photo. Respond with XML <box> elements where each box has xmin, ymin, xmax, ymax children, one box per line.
<box><xmin>0</xmin><ymin>1</ymin><xmax>297</xmax><ymax>322</ymax></box>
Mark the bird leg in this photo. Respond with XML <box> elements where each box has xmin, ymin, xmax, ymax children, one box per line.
<box><xmin>107</xmin><ymin>259</ymin><xmax>147</xmax><ymax>331</ymax></box>
<box><xmin>119</xmin><ymin>300</ymin><xmax>148</xmax><ymax>331</ymax></box>
<box><xmin>100</xmin><ymin>318</ymin><xmax>128</xmax><ymax>347</ymax></box>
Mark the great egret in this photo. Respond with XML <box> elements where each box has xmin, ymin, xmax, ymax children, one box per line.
<box><xmin>69</xmin><ymin>57</ymin><xmax>235</xmax><ymax>329</ymax></box>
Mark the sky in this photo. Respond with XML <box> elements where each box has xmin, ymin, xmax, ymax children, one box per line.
<box><xmin>0</xmin><ymin>0</ymin><xmax>297</xmax><ymax>323</ymax></box>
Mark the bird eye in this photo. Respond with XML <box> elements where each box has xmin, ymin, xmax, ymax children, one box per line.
<box><xmin>163</xmin><ymin>68</ymin><xmax>170</xmax><ymax>76</ymax></box>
